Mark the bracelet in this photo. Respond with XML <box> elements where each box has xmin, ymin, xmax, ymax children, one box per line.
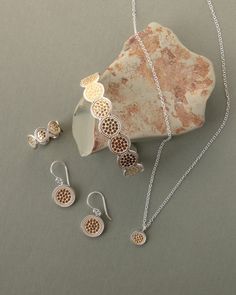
<box><xmin>80</xmin><ymin>73</ymin><xmax>144</xmax><ymax>176</ymax></box>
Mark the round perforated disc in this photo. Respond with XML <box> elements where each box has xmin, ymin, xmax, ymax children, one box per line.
<box><xmin>130</xmin><ymin>231</ymin><xmax>146</xmax><ymax>246</ymax></box>
<box><xmin>108</xmin><ymin>133</ymin><xmax>130</xmax><ymax>155</ymax></box>
<box><xmin>83</xmin><ymin>82</ymin><xmax>104</xmax><ymax>102</ymax></box>
<box><xmin>90</xmin><ymin>97</ymin><xmax>112</xmax><ymax>119</ymax></box>
<box><xmin>27</xmin><ymin>135</ymin><xmax>38</xmax><ymax>149</ymax></box>
<box><xmin>34</xmin><ymin>127</ymin><xmax>49</xmax><ymax>144</ymax></box>
<box><xmin>47</xmin><ymin>121</ymin><xmax>61</xmax><ymax>137</ymax></box>
<box><xmin>98</xmin><ymin>115</ymin><xmax>121</xmax><ymax>138</ymax></box>
<box><xmin>80</xmin><ymin>73</ymin><xmax>99</xmax><ymax>87</ymax></box>
<box><xmin>81</xmin><ymin>215</ymin><xmax>104</xmax><ymax>238</ymax></box>
<box><xmin>124</xmin><ymin>163</ymin><xmax>144</xmax><ymax>176</ymax></box>
<box><xmin>117</xmin><ymin>150</ymin><xmax>138</xmax><ymax>168</ymax></box>
<box><xmin>52</xmin><ymin>185</ymin><xmax>75</xmax><ymax>207</ymax></box>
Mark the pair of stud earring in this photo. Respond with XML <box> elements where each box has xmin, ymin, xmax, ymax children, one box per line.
<box><xmin>50</xmin><ymin>160</ymin><xmax>111</xmax><ymax>238</ymax></box>
<box><xmin>27</xmin><ymin>120</ymin><xmax>62</xmax><ymax>149</ymax></box>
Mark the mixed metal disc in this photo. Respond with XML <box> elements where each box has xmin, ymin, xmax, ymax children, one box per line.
<box><xmin>108</xmin><ymin>133</ymin><xmax>131</xmax><ymax>155</ymax></box>
<box><xmin>47</xmin><ymin>120</ymin><xmax>61</xmax><ymax>138</ymax></box>
<box><xmin>98</xmin><ymin>115</ymin><xmax>121</xmax><ymax>138</ymax></box>
<box><xmin>34</xmin><ymin>127</ymin><xmax>49</xmax><ymax>145</ymax></box>
<box><xmin>81</xmin><ymin>215</ymin><xmax>104</xmax><ymax>238</ymax></box>
<box><xmin>52</xmin><ymin>184</ymin><xmax>76</xmax><ymax>207</ymax></box>
<box><xmin>130</xmin><ymin>230</ymin><xmax>147</xmax><ymax>246</ymax></box>
<box><xmin>90</xmin><ymin>97</ymin><xmax>112</xmax><ymax>119</ymax></box>
<box><xmin>83</xmin><ymin>82</ymin><xmax>104</xmax><ymax>102</ymax></box>
<box><xmin>117</xmin><ymin>150</ymin><xmax>138</xmax><ymax>169</ymax></box>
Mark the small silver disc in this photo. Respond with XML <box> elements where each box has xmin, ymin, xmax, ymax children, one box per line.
<box><xmin>52</xmin><ymin>184</ymin><xmax>75</xmax><ymax>207</ymax></box>
<box><xmin>81</xmin><ymin>215</ymin><xmax>104</xmax><ymax>238</ymax></box>
<box><xmin>130</xmin><ymin>230</ymin><xmax>147</xmax><ymax>246</ymax></box>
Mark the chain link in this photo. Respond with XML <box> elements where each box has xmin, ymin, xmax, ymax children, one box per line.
<box><xmin>131</xmin><ymin>0</ymin><xmax>231</xmax><ymax>231</ymax></box>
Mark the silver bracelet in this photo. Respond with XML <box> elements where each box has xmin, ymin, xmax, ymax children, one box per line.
<box><xmin>80</xmin><ymin>73</ymin><xmax>144</xmax><ymax>176</ymax></box>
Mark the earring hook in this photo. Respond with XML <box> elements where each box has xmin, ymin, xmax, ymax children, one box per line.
<box><xmin>87</xmin><ymin>191</ymin><xmax>112</xmax><ymax>221</ymax></box>
<box><xmin>50</xmin><ymin>160</ymin><xmax>70</xmax><ymax>186</ymax></box>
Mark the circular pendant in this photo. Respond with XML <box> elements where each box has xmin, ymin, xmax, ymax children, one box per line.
<box><xmin>52</xmin><ymin>184</ymin><xmax>76</xmax><ymax>207</ymax></box>
<box><xmin>81</xmin><ymin>215</ymin><xmax>104</xmax><ymax>238</ymax></box>
<box><xmin>130</xmin><ymin>230</ymin><xmax>147</xmax><ymax>246</ymax></box>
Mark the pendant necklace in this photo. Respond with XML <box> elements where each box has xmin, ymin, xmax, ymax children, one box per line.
<box><xmin>130</xmin><ymin>0</ymin><xmax>231</xmax><ymax>246</ymax></box>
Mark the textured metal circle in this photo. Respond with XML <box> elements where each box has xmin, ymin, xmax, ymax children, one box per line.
<box><xmin>90</xmin><ymin>97</ymin><xmax>112</xmax><ymax>119</ymax></box>
<box><xmin>124</xmin><ymin>163</ymin><xmax>144</xmax><ymax>176</ymax></box>
<box><xmin>47</xmin><ymin>121</ymin><xmax>61</xmax><ymax>137</ymax></box>
<box><xmin>27</xmin><ymin>135</ymin><xmax>38</xmax><ymax>149</ymax></box>
<box><xmin>117</xmin><ymin>150</ymin><xmax>138</xmax><ymax>168</ymax></box>
<box><xmin>52</xmin><ymin>185</ymin><xmax>75</xmax><ymax>207</ymax></box>
<box><xmin>34</xmin><ymin>127</ymin><xmax>49</xmax><ymax>144</ymax></box>
<box><xmin>98</xmin><ymin>115</ymin><xmax>121</xmax><ymax>138</ymax></box>
<box><xmin>130</xmin><ymin>231</ymin><xmax>146</xmax><ymax>246</ymax></box>
<box><xmin>83</xmin><ymin>82</ymin><xmax>104</xmax><ymax>102</ymax></box>
<box><xmin>108</xmin><ymin>133</ymin><xmax>131</xmax><ymax>155</ymax></box>
<box><xmin>81</xmin><ymin>215</ymin><xmax>104</xmax><ymax>238</ymax></box>
<box><xmin>80</xmin><ymin>73</ymin><xmax>99</xmax><ymax>87</ymax></box>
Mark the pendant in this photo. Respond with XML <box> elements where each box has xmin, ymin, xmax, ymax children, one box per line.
<box><xmin>130</xmin><ymin>230</ymin><xmax>147</xmax><ymax>246</ymax></box>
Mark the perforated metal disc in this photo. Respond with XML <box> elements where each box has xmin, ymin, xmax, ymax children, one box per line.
<box><xmin>130</xmin><ymin>231</ymin><xmax>146</xmax><ymax>246</ymax></box>
<box><xmin>117</xmin><ymin>150</ymin><xmax>138</xmax><ymax>168</ymax></box>
<box><xmin>83</xmin><ymin>82</ymin><xmax>104</xmax><ymax>102</ymax></box>
<box><xmin>47</xmin><ymin>121</ymin><xmax>61</xmax><ymax>137</ymax></box>
<box><xmin>81</xmin><ymin>215</ymin><xmax>104</xmax><ymax>238</ymax></box>
<box><xmin>34</xmin><ymin>127</ymin><xmax>49</xmax><ymax>144</ymax></box>
<box><xmin>52</xmin><ymin>185</ymin><xmax>75</xmax><ymax>207</ymax></box>
<box><xmin>108</xmin><ymin>133</ymin><xmax>131</xmax><ymax>155</ymax></box>
<box><xmin>98</xmin><ymin>115</ymin><xmax>121</xmax><ymax>138</ymax></box>
<box><xmin>90</xmin><ymin>97</ymin><xmax>112</xmax><ymax>119</ymax></box>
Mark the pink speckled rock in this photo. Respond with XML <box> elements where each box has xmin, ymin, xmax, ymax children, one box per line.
<box><xmin>73</xmin><ymin>22</ymin><xmax>215</xmax><ymax>157</ymax></box>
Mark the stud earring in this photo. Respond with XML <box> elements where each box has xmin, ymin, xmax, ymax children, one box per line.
<box><xmin>27</xmin><ymin>120</ymin><xmax>62</xmax><ymax>149</ymax></box>
<box><xmin>50</xmin><ymin>160</ymin><xmax>76</xmax><ymax>207</ymax></box>
<box><xmin>80</xmin><ymin>191</ymin><xmax>111</xmax><ymax>238</ymax></box>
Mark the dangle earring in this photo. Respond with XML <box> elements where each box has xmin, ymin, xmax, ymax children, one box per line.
<box><xmin>81</xmin><ymin>191</ymin><xmax>111</xmax><ymax>238</ymax></box>
<box><xmin>50</xmin><ymin>160</ymin><xmax>76</xmax><ymax>207</ymax></box>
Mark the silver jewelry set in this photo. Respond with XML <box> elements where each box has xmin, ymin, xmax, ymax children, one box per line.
<box><xmin>26</xmin><ymin>0</ymin><xmax>231</xmax><ymax>246</ymax></box>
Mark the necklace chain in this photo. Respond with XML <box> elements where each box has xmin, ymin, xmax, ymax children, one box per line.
<box><xmin>131</xmin><ymin>0</ymin><xmax>231</xmax><ymax>232</ymax></box>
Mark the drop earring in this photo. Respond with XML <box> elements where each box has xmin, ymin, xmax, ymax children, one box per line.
<box><xmin>81</xmin><ymin>191</ymin><xmax>111</xmax><ymax>238</ymax></box>
<box><xmin>50</xmin><ymin>160</ymin><xmax>76</xmax><ymax>207</ymax></box>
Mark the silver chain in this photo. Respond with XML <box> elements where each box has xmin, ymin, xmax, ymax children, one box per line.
<box><xmin>131</xmin><ymin>0</ymin><xmax>231</xmax><ymax>231</ymax></box>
